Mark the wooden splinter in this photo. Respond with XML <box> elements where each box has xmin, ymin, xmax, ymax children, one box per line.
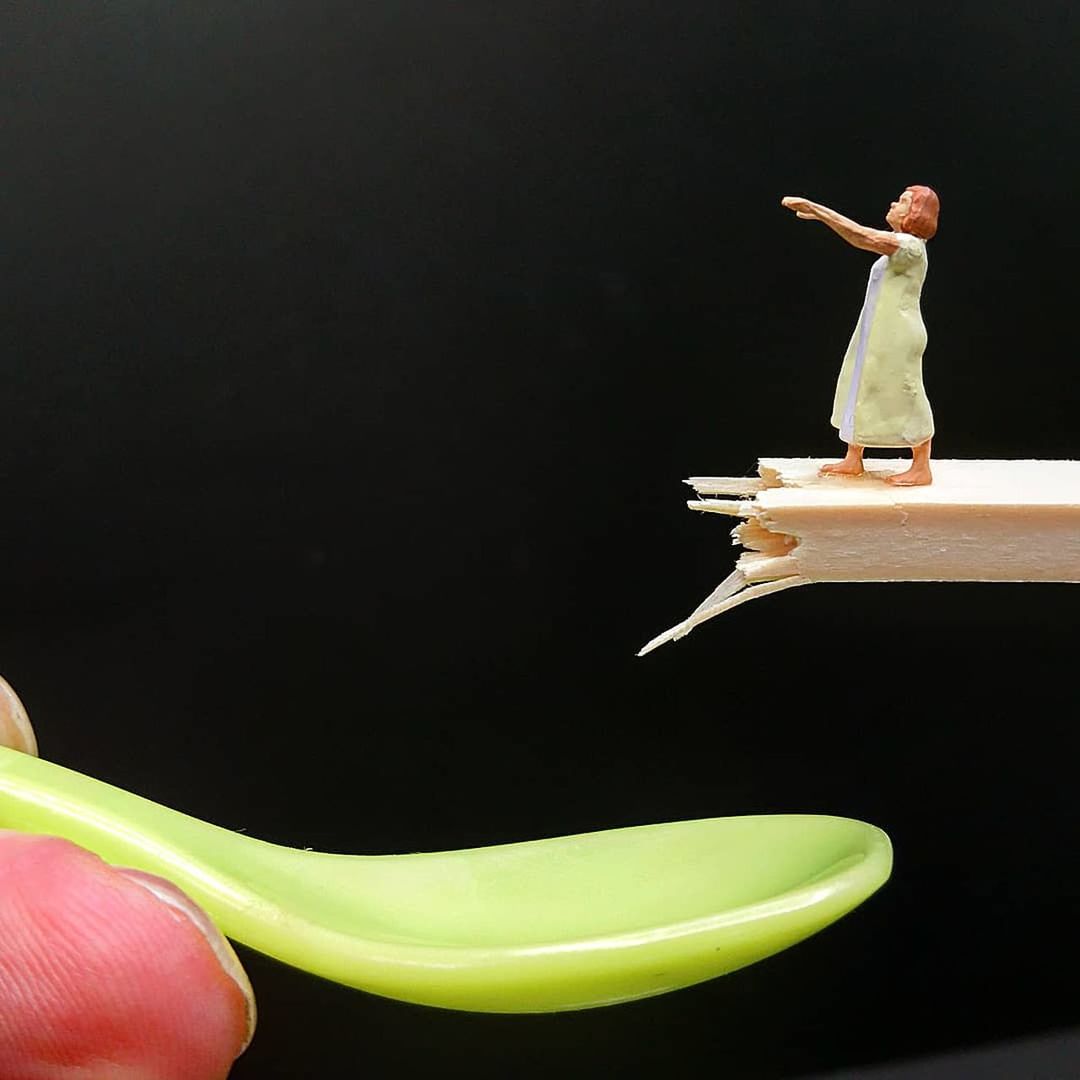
<box><xmin>638</xmin><ymin>457</ymin><xmax>1080</xmax><ymax>655</ymax></box>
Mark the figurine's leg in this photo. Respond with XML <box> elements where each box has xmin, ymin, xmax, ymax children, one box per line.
<box><xmin>886</xmin><ymin>439</ymin><xmax>933</xmax><ymax>486</ymax></box>
<box><xmin>820</xmin><ymin>444</ymin><xmax>865</xmax><ymax>476</ymax></box>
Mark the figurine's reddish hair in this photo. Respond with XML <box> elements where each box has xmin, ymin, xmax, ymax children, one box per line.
<box><xmin>902</xmin><ymin>185</ymin><xmax>940</xmax><ymax>240</ymax></box>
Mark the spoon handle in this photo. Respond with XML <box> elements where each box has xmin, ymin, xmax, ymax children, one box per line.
<box><xmin>0</xmin><ymin>746</ymin><xmax>256</xmax><ymax>912</ymax></box>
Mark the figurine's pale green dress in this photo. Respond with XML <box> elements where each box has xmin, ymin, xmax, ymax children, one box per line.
<box><xmin>831</xmin><ymin>232</ymin><xmax>933</xmax><ymax>447</ymax></box>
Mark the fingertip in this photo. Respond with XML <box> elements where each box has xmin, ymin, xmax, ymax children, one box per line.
<box><xmin>0</xmin><ymin>832</ymin><xmax>255</xmax><ymax>1079</ymax></box>
<box><xmin>118</xmin><ymin>868</ymin><xmax>257</xmax><ymax>1054</ymax></box>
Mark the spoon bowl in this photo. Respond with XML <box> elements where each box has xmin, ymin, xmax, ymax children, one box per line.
<box><xmin>0</xmin><ymin>746</ymin><xmax>891</xmax><ymax>1012</ymax></box>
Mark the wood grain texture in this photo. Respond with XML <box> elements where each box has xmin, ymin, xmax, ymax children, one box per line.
<box><xmin>640</xmin><ymin>459</ymin><xmax>1080</xmax><ymax>654</ymax></box>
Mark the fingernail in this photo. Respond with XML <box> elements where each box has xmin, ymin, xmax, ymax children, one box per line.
<box><xmin>119</xmin><ymin>869</ymin><xmax>257</xmax><ymax>1055</ymax></box>
<box><xmin>0</xmin><ymin>676</ymin><xmax>38</xmax><ymax>757</ymax></box>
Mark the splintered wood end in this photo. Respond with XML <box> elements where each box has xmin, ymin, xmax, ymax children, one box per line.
<box><xmin>640</xmin><ymin>458</ymin><xmax>1080</xmax><ymax>653</ymax></box>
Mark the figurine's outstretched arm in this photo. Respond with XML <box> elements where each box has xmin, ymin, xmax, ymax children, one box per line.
<box><xmin>781</xmin><ymin>196</ymin><xmax>899</xmax><ymax>256</ymax></box>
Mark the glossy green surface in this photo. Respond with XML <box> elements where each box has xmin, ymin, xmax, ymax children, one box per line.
<box><xmin>0</xmin><ymin>746</ymin><xmax>891</xmax><ymax>1012</ymax></box>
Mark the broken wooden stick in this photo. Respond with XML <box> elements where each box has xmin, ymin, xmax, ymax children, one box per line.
<box><xmin>639</xmin><ymin>457</ymin><xmax>1080</xmax><ymax>655</ymax></box>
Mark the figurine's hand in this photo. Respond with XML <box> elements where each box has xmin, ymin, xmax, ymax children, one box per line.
<box><xmin>0</xmin><ymin>678</ymin><xmax>255</xmax><ymax>1080</ymax></box>
<box><xmin>781</xmin><ymin>195</ymin><xmax>823</xmax><ymax>220</ymax></box>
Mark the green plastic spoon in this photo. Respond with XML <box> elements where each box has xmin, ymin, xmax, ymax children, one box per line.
<box><xmin>0</xmin><ymin>745</ymin><xmax>891</xmax><ymax>1013</ymax></box>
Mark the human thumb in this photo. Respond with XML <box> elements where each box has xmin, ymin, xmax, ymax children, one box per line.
<box><xmin>0</xmin><ymin>676</ymin><xmax>256</xmax><ymax>1080</ymax></box>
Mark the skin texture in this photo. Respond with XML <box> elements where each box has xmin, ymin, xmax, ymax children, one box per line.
<box><xmin>0</xmin><ymin>678</ymin><xmax>255</xmax><ymax>1080</ymax></box>
<box><xmin>781</xmin><ymin>189</ymin><xmax>934</xmax><ymax>486</ymax></box>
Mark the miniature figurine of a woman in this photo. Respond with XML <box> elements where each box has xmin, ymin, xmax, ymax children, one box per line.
<box><xmin>781</xmin><ymin>186</ymin><xmax>940</xmax><ymax>486</ymax></box>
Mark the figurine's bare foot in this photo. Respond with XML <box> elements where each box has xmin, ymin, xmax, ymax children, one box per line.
<box><xmin>885</xmin><ymin>465</ymin><xmax>933</xmax><ymax>486</ymax></box>
<box><xmin>820</xmin><ymin>459</ymin><xmax>864</xmax><ymax>476</ymax></box>
<box><xmin>885</xmin><ymin>440</ymin><xmax>932</xmax><ymax>486</ymax></box>
<box><xmin>820</xmin><ymin>446</ymin><xmax>864</xmax><ymax>477</ymax></box>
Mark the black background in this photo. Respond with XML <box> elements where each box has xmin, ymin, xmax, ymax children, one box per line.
<box><xmin>4</xmin><ymin>3</ymin><xmax>1079</xmax><ymax>1077</ymax></box>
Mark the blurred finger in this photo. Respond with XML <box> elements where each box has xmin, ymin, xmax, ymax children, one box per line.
<box><xmin>0</xmin><ymin>676</ymin><xmax>37</xmax><ymax>757</ymax></box>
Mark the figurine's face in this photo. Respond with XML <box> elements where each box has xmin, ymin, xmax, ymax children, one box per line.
<box><xmin>886</xmin><ymin>189</ymin><xmax>914</xmax><ymax>231</ymax></box>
